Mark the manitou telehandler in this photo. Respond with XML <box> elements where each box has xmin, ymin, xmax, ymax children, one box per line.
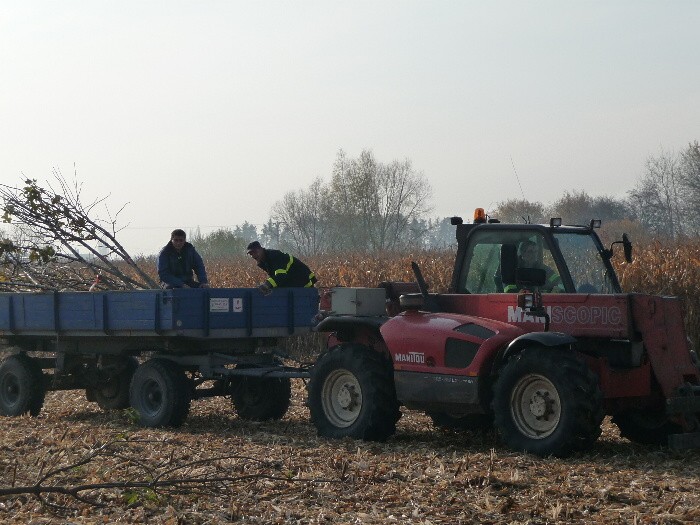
<box><xmin>309</xmin><ymin>209</ymin><xmax>700</xmax><ymax>456</ymax></box>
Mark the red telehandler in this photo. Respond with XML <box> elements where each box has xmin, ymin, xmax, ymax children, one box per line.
<box><xmin>307</xmin><ymin>210</ymin><xmax>700</xmax><ymax>456</ymax></box>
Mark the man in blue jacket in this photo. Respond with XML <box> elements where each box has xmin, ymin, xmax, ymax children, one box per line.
<box><xmin>246</xmin><ymin>241</ymin><xmax>316</xmax><ymax>295</ymax></box>
<box><xmin>157</xmin><ymin>229</ymin><xmax>210</xmax><ymax>289</ymax></box>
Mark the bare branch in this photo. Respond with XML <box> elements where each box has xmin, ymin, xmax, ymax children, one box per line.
<box><xmin>1</xmin><ymin>172</ymin><xmax>158</xmax><ymax>291</ymax></box>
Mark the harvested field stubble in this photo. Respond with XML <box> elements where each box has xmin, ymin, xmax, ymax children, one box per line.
<box><xmin>3</xmin><ymin>243</ymin><xmax>700</xmax><ymax>522</ymax></box>
<box><xmin>2</xmin><ymin>382</ymin><xmax>700</xmax><ymax>524</ymax></box>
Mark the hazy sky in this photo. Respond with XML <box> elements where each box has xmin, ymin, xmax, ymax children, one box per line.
<box><xmin>2</xmin><ymin>1</ymin><xmax>698</xmax><ymax>255</ymax></box>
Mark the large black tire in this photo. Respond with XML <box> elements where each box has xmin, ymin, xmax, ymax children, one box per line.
<box><xmin>0</xmin><ymin>354</ymin><xmax>45</xmax><ymax>417</ymax></box>
<box><xmin>612</xmin><ymin>409</ymin><xmax>682</xmax><ymax>446</ymax></box>
<box><xmin>428</xmin><ymin>411</ymin><xmax>493</xmax><ymax>432</ymax></box>
<box><xmin>231</xmin><ymin>372</ymin><xmax>292</xmax><ymax>421</ymax></box>
<box><xmin>493</xmin><ymin>347</ymin><xmax>603</xmax><ymax>457</ymax></box>
<box><xmin>129</xmin><ymin>359</ymin><xmax>191</xmax><ymax>427</ymax></box>
<box><xmin>88</xmin><ymin>357</ymin><xmax>139</xmax><ymax>411</ymax></box>
<box><xmin>308</xmin><ymin>344</ymin><xmax>401</xmax><ymax>442</ymax></box>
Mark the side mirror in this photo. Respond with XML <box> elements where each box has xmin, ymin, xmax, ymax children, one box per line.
<box><xmin>622</xmin><ymin>233</ymin><xmax>632</xmax><ymax>263</ymax></box>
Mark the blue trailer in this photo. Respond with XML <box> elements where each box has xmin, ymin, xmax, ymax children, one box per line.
<box><xmin>0</xmin><ymin>287</ymin><xmax>320</xmax><ymax>427</ymax></box>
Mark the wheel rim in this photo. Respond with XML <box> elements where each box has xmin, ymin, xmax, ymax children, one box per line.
<box><xmin>0</xmin><ymin>373</ymin><xmax>20</xmax><ymax>408</ymax></box>
<box><xmin>141</xmin><ymin>378</ymin><xmax>164</xmax><ymax>416</ymax></box>
<box><xmin>510</xmin><ymin>373</ymin><xmax>561</xmax><ymax>439</ymax></box>
<box><xmin>321</xmin><ymin>369</ymin><xmax>363</xmax><ymax>428</ymax></box>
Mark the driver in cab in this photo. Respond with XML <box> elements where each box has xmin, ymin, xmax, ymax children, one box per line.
<box><xmin>504</xmin><ymin>240</ymin><xmax>563</xmax><ymax>293</ymax></box>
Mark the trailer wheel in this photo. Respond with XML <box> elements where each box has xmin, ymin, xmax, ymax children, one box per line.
<box><xmin>308</xmin><ymin>344</ymin><xmax>401</xmax><ymax>441</ymax></box>
<box><xmin>493</xmin><ymin>347</ymin><xmax>603</xmax><ymax>457</ymax></box>
<box><xmin>231</xmin><ymin>370</ymin><xmax>292</xmax><ymax>421</ymax></box>
<box><xmin>0</xmin><ymin>354</ymin><xmax>45</xmax><ymax>417</ymax></box>
<box><xmin>88</xmin><ymin>357</ymin><xmax>139</xmax><ymax>411</ymax></box>
<box><xmin>612</xmin><ymin>409</ymin><xmax>682</xmax><ymax>446</ymax></box>
<box><xmin>129</xmin><ymin>359</ymin><xmax>191</xmax><ymax>427</ymax></box>
<box><xmin>428</xmin><ymin>411</ymin><xmax>493</xmax><ymax>432</ymax></box>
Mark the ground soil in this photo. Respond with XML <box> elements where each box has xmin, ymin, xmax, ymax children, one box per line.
<box><xmin>2</xmin><ymin>381</ymin><xmax>700</xmax><ymax>524</ymax></box>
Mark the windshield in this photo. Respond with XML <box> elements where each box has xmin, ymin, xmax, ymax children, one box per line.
<box><xmin>458</xmin><ymin>229</ymin><xmax>564</xmax><ymax>294</ymax></box>
<box><xmin>554</xmin><ymin>232</ymin><xmax>618</xmax><ymax>293</ymax></box>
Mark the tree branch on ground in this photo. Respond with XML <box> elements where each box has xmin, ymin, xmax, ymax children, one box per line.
<box><xmin>0</xmin><ymin>438</ymin><xmax>343</xmax><ymax>514</ymax></box>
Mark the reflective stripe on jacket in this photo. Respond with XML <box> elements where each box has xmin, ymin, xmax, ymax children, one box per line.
<box><xmin>258</xmin><ymin>249</ymin><xmax>317</xmax><ymax>288</ymax></box>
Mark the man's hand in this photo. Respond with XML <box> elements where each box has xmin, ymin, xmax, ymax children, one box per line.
<box><xmin>257</xmin><ymin>282</ymin><xmax>273</xmax><ymax>296</ymax></box>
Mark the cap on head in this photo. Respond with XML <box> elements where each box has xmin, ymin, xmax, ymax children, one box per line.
<box><xmin>246</xmin><ymin>241</ymin><xmax>262</xmax><ymax>254</ymax></box>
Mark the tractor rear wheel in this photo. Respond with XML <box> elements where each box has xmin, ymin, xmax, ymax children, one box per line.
<box><xmin>129</xmin><ymin>359</ymin><xmax>191</xmax><ymax>427</ymax></box>
<box><xmin>612</xmin><ymin>409</ymin><xmax>682</xmax><ymax>446</ymax></box>
<box><xmin>493</xmin><ymin>347</ymin><xmax>603</xmax><ymax>457</ymax></box>
<box><xmin>308</xmin><ymin>344</ymin><xmax>400</xmax><ymax>441</ymax></box>
<box><xmin>0</xmin><ymin>354</ymin><xmax>45</xmax><ymax>417</ymax></box>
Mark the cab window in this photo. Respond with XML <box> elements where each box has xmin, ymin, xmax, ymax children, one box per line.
<box><xmin>459</xmin><ymin>230</ymin><xmax>561</xmax><ymax>293</ymax></box>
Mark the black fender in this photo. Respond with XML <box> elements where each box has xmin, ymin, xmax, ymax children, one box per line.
<box><xmin>501</xmin><ymin>332</ymin><xmax>577</xmax><ymax>362</ymax></box>
<box><xmin>313</xmin><ymin>315</ymin><xmax>388</xmax><ymax>336</ymax></box>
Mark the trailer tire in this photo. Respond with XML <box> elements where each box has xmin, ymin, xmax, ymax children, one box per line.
<box><xmin>129</xmin><ymin>359</ymin><xmax>191</xmax><ymax>427</ymax></box>
<box><xmin>0</xmin><ymin>354</ymin><xmax>45</xmax><ymax>417</ymax></box>
<box><xmin>612</xmin><ymin>409</ymin><xmax>682</xmax><ymax>446</ymax></box>
<box><xmin>493</xmin><ymin>347</ymin><xmax>603</xmax><ymax>457</ymax></box>
<box><xmin>428</xmin><ymin>411</ymin><xmax>493</xmax><ymax>432</ymax></box>
<box><xmin>231</xmin><ymin>371</ymin><xmax>292</xmax><ymax>421</ymax></box>
<box><xmin>88</xmin><ymin>357</ymin><xmax>139</xmax><ymax>411</ymax></box>
<box><xmin>308</xmin><ymin>344</ymin><xmax>400</xmax><ymax>442</ymax></box>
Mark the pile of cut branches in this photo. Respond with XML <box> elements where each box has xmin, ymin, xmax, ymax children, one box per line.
<box><xmin>0</xmin><ymin>171</ymin><xmax>157</xmax><ymax>291</ymax></box>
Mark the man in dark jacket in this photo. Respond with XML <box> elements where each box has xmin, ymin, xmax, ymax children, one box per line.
<box><xmin>246</xmin><ymin>241</ymin><xmax>316</xmax><ymax>294</ymax></box>
<box><xmin>157</xmin><ymin>229</ymin><xmax>210</xmax><ymax>289</ymax></box>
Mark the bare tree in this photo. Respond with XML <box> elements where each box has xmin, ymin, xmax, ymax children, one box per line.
<box><xmin>372</xmin><ymin>158</ymin><xmax>433</xmax><ymax>250</ymax></box>
<box><xmin>1</xmin><ymin>171</ymin><xmax>158</xmax><ymax>291</ymax></box>
<box><xmin>326</xmin><ymin>149</ymin><xmax>377</xmax><ymax>251</ymax></box>
<box><xmin>326</xmin><ymin>149</ymin><xmax>432</xmax><ymax>251</ymax></box>
<box><xmin>492</xmin><ymin>199</ymin><xmax>546</xmax><ymax>224</ymax></box>
<box><xmin>679</xmin><ymin>140</ymin><xmax>700</xmax><ymax>235</ymax></box>
<box><xmin>627</xmin><ymin>148</ymin><xmax>684</xmax><ymax>239</ymax></box>
<box><xmin>547</xmin><ymin>190</ymin><xmax>629</xmax><ymax>226</ymax></box>
<box><xmin>271</xmin><ymin>178</ymin><xmax>331</xmax><ymax>256</ymax></box>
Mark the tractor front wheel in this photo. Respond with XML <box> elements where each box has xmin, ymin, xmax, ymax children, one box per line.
<box><xmin>308</xmin><ymin>344</ymin><xmax>400</xmax><ymax>441</ymax></box>
<box><xmin>493</xmin><ymin>347</ymin><xmax>603</xmax><ymax>457</ymax></box>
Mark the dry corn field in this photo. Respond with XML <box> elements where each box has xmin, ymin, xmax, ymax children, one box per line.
<box><xmin>2</xmin><ymin>242</ymin><xmax>700</xmax><ymax>524</ymax></box>
<box><xmin>206</xmin><ymin>243</ymin><xmax>700</xmax><ymax>348</ymax></box>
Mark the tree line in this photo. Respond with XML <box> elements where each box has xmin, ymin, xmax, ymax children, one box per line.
<box><xmin>2</xmin><ymin>141</ymin><xmax>699</xmax><ymax>288</ymax></box>
<box><xmin>193</xmin><ymin>141</ymin><xmax>700</xmax><ymax>258</ymax></box>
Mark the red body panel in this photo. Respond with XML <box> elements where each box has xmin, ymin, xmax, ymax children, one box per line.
<box><xmin>629</xmin><ymin>295</ymin><xmax>699</xmax><ymax>395</ymax></box>
<box><xmin>380</xmin><ymin>310</ymin><xmax>522</xmax><ymax>377</ymax></box>
<box><xmin>435</xmin><ymin>292</ymin><xmax>700</xmax><ymax>401</ymax></box>
<box><xmin>439</xmin><ymin>293</ymin><xmax>632</xmax><ymax>339</ymax></box>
